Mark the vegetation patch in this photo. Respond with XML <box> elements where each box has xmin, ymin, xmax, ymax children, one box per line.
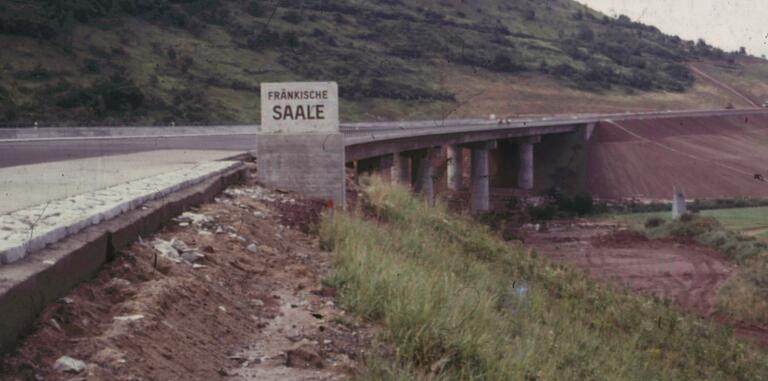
<box><xmin>320</xmin><ymin>179</ymin><xmax>768</xmax><ymax>380</ymax></box>
<box><xmin>645</xmin><ymin>214</ymin><xmax>768</xmax><ymax>324</ymax></box>
<box><xmin>0</xmin><ymin>0</ymin><xmax>759</xmax><ymax>125</ymax></box>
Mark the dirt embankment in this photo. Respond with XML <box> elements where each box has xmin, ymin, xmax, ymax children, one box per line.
<box><xmin>587</xmin><ymin>113</ymin><xmax>768</xmax><ymax>199</ymax></box>
<box><xmin>0</xmin><ymin>177</ymin><xmax>371</xmax><ymax>380</ymax></box>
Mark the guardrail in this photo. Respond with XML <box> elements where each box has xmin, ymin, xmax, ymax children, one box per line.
<box><xmin>2</xmin><ymin>108</ymin><xmax>767</xmax><ymax>143</ymax></box>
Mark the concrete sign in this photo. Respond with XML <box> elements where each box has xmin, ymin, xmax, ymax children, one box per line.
<box><xmin>261</xmin><ymin>82</ymin><xmax>339</xmax><ymax>133</ymax></box>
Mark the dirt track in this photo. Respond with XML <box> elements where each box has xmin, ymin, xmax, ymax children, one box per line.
<box><xmin>587</xmin><ymin>114</ymin><xmax>768</xmax><ymax>199</ymax></box>
<box><xmin>0</xmin><ymin>175</ymin><xmax>369</xmax><ymax>380</ymax></box>
<box><xmin>526</xmin><ymin>222</ymin><xmax>733</xmax><ymax>315</ymax></box>
<box><xmin>524</xmin><ymin>221</ymin><xmax>768</xmax><ymax>346</ymax></box>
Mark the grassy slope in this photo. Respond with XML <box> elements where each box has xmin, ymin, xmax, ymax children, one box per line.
<box><xmin>695</xmin><ymin>59</ymin><xmax>768</xmax><ymax>106</ymax></box>
<box><xmin>0</xmin><ymin>0</ymin><xmax>765</xmax><ymax>125</ymax></box>
<box><xmin>321</xmin><ymin>179</ymin><xmax>768</xmax><ymax>380</ymax></box>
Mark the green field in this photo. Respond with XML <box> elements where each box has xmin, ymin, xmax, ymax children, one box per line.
<box><xmin>616</xmin><ymin>206</ymin><xmax>768</xmax><ymax>237</ymax></box>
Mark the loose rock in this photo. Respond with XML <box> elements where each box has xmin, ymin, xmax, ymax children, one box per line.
<box><xmin>53</xmin><ymin>356</ymin><xmax>87</xmax><ymax>373</ymax></box>
<box><xmin>285</xmin><ymin>345</ymin><xmax>324</xmax><ymax>369</ymax></box>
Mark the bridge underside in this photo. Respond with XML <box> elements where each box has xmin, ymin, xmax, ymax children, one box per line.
<box><xmin>258</xmin><ymin>109</ymin><xmax>768</xmax><ymax>211</ymax></box>
<box><xmin>352</xmin><ymin>127</ymin><xmax>592</xmax><ymax>212</ymax></box>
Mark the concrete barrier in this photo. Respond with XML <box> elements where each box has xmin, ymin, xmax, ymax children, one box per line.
<box><xmin>0</xmin><ymin>165</ymin><xmax>247</xmax><ymax>354</ymax></box>
<box><xmin>0</xmin><ymin>126</ymin><xmax>257</xmax><ymax>142</ymax></box>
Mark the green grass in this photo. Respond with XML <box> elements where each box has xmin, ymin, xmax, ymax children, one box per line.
<box><xmin>616</xmin><ymin>206</ymin><xmax>768</xmax><ymax>233</ymax></box>
<box><xmin>320</xmin><ymin>179</ymin><xmax>768</xmax><ymax>380</ymax></box>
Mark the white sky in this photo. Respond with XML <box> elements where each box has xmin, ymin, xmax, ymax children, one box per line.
<box><xmin>577</xmin><ymin>0</ymin><xmax>768</xmax><ymax>58</ymax></box>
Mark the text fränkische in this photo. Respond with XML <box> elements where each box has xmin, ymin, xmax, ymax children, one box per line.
<box><xmin>267</xmin><ymin>89</ymin><xmax>329</xmax><ymax>121</ymax></box>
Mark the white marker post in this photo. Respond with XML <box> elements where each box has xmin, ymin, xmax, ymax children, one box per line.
<box><xmin>256</xmin><ymin>82</ymin><xmax>345</xmax><ymax>207</ymax></box>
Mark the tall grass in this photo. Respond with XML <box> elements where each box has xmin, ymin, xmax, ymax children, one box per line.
<box><xmin>321</xmin><ymin>179</ymin><xmax>768</xmax><ymax>380</ymax></box>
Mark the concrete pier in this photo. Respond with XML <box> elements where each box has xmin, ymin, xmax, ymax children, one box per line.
<box><xmin>392</xmin><ymin>152</ymin><xmax>411</xmax><ymax>186</ymax></box>
<box><xmin>469</xmin><ymin>142</ymin><xmax>495</xmax><ymax>212</ymax></box>
<box><xmin>412</xmin><ymin>149</ymin><xmax>436</xmax><ymax>205</ymax></box>
<box><xmin>447</xmin><ymin>144</ymin><xmax>464</xmax><ymax>191</ymax></box>
<box><xmin>375</xmin><ymin>154</ymin><xmax>394</xmax><ymax>182</ymax></box>
<box><xmin>518</xmin><ymin>142</ymin><xmax>535</xmax><ymax>191</ymax></box>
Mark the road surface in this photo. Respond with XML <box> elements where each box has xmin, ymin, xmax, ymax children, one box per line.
<box><xmin>0</xmin><ymin>135</ymin><xmax>256</xmax><ymax>169</ymax></box>
<box><xmin>0</xmin><ymin>150</ymin><xmax>241</xmax><ymax>214</ymax></box>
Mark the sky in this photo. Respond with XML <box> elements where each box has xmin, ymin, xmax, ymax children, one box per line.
<box><xmin>577</xmin><ymin>0</ymin><xmax>768</xmax><ymax>58</ymax></box>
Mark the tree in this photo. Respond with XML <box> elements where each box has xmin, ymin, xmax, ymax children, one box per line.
<box><xmin>524</xmin><ymin>9</ymin><xmax>536</xmax><ymax>21</ymax></box>
<box><xmin>577</xmin><ymin>26</ymin><xmax>594</xmax><ymax>42</ymax></box>
<box><xmin>246</xmin><ymin>1</ymin><xmax>262</xmax><ymax>17</ymax></box>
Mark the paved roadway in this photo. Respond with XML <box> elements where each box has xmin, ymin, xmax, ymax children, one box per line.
<box><xmin>0</xmin><ymin>150</ymin><xmax>240</xmax><ymax>214</ymax></box>
<box><xmin>0</xmin><ymin>135</ymin><xmax>256</xmax><ymax>169</ymax></box>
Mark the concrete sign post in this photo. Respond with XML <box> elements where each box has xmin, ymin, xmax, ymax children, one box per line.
<box><xmin>256</xmin><ymin>82</ymin><xmax>346</xmax><ymax>207</ymax></box>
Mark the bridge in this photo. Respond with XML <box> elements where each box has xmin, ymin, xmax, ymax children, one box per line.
<box><xmin>258</xmin><ymin>108</ymin><xmax>768</xmax><ymax>211</ymax></box>
<box><xmin>4</xmin><ymin>108</ymin><xmax>768</xmax><ymax>213</ymax></box>
<box><xmin>3</xmin><ymin>107</ymin><xmax>768</xmax><ymax>352</ymax></box>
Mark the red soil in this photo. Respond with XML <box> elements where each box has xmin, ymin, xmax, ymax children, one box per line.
<box><xmin>524</xmin><ymin>222</ymin><xmax>768</xmax><ymax>347</ymax></box>
<box><xmin>587</xmin><ymin>114</ymin><xmax>768</xmax><ymax>199</ymax></box>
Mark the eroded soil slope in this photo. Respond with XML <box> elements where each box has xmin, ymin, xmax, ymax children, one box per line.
<box><xmin>587</xmin><ymin>113</ymin><xmax>768</xmax><ymax>199</ymax></box>
<box><xmin>0</xmin><ymin>178</ymin><xmax>370</xmax><ymax>380</ymax></box>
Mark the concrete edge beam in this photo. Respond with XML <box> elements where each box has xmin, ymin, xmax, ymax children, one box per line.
<box><xmin>0</xmin><ymin>166</ymin><xmax>247</xmax><ymax>354</ymax></box>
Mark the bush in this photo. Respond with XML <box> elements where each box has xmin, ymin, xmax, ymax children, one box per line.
<box><xmin>647</xmin><ymin>214</ymin><xmax>720</xmax><ymax>239</ymax></box>
<box><xmin>282</xmin><ymin>10</ymin><xmax>302</xmax><ymax>24</ymax></box>
<box><xmin>528</xmin><ymin>204</ymin><xmax>557</xmax><ymax>221</ymax></box>
<box><xmin>246</xmin><ymin>1</ymin><xmax>262</xmax><ymax>17</ymax></box>
<box><xmin>577</xmin><ymin>26</ymin><xmax>594</xmax><ymax>42</ymax></box>
<box><xmin>644</xmin><ymin>217</ymin><xmax>666</xmax><ymax>229</ymax></box>
<box><xmin>14</xmin><ymin>65</ymin><xmax>53</xmax><ymax>81</ymax></box>
<box><xmin>56</xmin><ymin>74</ymin><xmax>144</xmax><ymax>116</ymax></box>
<box><xmin>82</xmin><ymin>59</ymin><xmax>100</xmax><ymax>74</ymax></box>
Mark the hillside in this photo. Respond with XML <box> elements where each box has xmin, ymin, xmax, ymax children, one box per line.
<box><xmin>0</xmin><ymin>0</ymin><xmax>766</xmax><ymax>126</ymax></box>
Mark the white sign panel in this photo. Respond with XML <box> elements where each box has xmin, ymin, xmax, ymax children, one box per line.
<box><xmin>261</xmin><ymin>82</ymin><xmax>339</xmax><ymax>133</ymax></box>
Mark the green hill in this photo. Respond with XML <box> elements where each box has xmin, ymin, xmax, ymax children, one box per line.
<box><xmin>0</xmin><ymin>0</ymin><xmax>764</xmax><ymax>126</ymax></box>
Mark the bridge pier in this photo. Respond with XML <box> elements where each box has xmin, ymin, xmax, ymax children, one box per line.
<box><xmin>447</xmin><ymin>144</ymin><xmax>464</xmax><ymax>191</ymax></box>
<box><xmin>392</xmin><ymin>152</ymin><xmax>411</xmax><ymax>186</ymax></box>
<box><xmin>467</xmin><ymin>141</ymin><xmax>496</xmax><ymax>213</ymax></box>
<box><xmin>356</xmin><ymin>154</ymin><xmax>394</xmax><ymax>183</ymax></box>
<box><xmin>518</xmin><ymin>136</ymin><xmax>540</xmax><ymax>191</ymax></box>
<box><xmin>412</xmin><ymin>148</ymin><xmax>438</xmax><ymax>205</ymax></box>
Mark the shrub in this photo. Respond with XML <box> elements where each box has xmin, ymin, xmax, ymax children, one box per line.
<box><xmin>647</xmin><ymin>214</ymin><xmax>720</xmax><ymax>239</ymax></box>
<box><xmin>14</xmin><ymin>65</ymin><xmax>53</xmax><ymax>81</ymax></box>
<box><xmin>577</xmin><ymin>26</ymin><xmax>594</xmax><ymax>42</ymax></box>
<box><xmin>282</xmin><ymin>10</ymin><xmax>302</xmax><ymax>24</ymax></box>
<box><xmin>490</xmin><ymin>52</ymin><xmax>526</xmax><ymax>73</ymax></box>
<box><xmin>56</xmin><ymin>74</ymin><xmax>144</xmax><ymax>116</ymax></box>
<box><xmin>83</xmin><ymin>59</ymin><xmax>100</xmax><ymax>74</ymax></box>
<box><xmin>246</xmin><ymin>1</ymin><xmax>262</xmax><ymax>17</ymax></box>
<box><xmin>645</xmin><ymin>217</ymin><xmax>666</xmax><ymax>229</ymax></box>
